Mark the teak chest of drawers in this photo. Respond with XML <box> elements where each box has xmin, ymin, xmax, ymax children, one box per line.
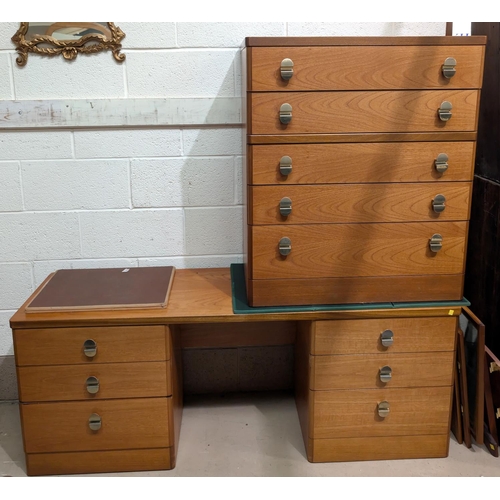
<box><xmin>242</xmin><ymin>36</ymin><xmax>486</xmax><ymax>307</ymax></box>
<box><xmin>11</xmin><ymin>268</ymin><xmax>473</xmax><ymax>474</ymax></box>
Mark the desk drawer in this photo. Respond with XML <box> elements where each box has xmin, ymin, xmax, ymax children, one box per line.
<box><xmin>21</xmin><ymin>397</ymin><xmax>171</xmax><ymax>453</ymax></box>
<box><xmin>312</xmin><ymin>317</ymin><xmax>457</xmax><ymax>355</ymax></box>
<box><xmin>311</xmin><ymin>351</ymin><xmax>454</xmax><ymax>390</ymax></box>
<box><xmin>251</xmin><ymin>221</ymin><xmax>467</xmax><ymax>280</ymax></box>
<box><xmin>249</xmin><ymin>90</ymin><xmax>479</xmax><ymax>135</ymax></box>
<box><xmin>250</xmin><ymin>183</ymin><xmax>471</xmax><ymax>225</ymax></box>
<box><xmin>18</xmin><ymin>361</ymin><xmax>171</xmax><ymax>402</ymax></box>
<box><xmin>14</xmin><ymin>325</ymin><xmax>169</xmax><ymax>366</ymax></box>
<box><xmin>311</xmin><ymin>386</ymin><xmax>452</xmax><ymax>438</ymax></box>
<box><xmin>249</xmin><ymin>142</ymin><xmax>475</xmax><ymax>185</ymax></box>
<box><xmin>249</xmin><ymin>45</ymin><xmax>484</xmax><ymax>91</ymax></box>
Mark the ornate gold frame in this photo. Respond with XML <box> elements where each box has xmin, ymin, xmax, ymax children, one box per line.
<box><xmin>11</xmin><ymin>22</ymin><xmax>125</xmax><ymax>66</ymax></box>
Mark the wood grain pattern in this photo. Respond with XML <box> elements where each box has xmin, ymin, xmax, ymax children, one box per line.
<box><xmin>25</xmin><ymin>448</ymin><xmax>172</xmax><ymax>476</ymax></box>
<box><xmin>311</xmin><ymin>386</ymin><xmax>452</xmax><ymax>438</ymax></box>
<box><xmin>248</xmin><ymin>274</ymin><xmax>464</xmax><ymax>306</ymax></box>
<box><xmin>20</xmin><ymin>397</ymin><xmax>170</xmax><ymax>454</ymax></box>
<box><xmin>249</xmin><ymin>90</ymin><xmax>479</xmax><ymax>135</ymax></box>
<box><xmin>249</xmin><ymin>46</ymin><xmax>484</xmax><ymax>91</ymax></box>
<box><xmin>311</xmin><ymin>351</ymin><xmax>454</xmax><ymax>390</ymax></box>
<box><xmin>250</xmin><ymin>183</ymin><xmax>471</xmax><ymax>224</ymax></box>
<box><xmin>168</xmin><ymin>326</ymin><xmax>183</xmax><ymax>468</ymax></box>
<box><xmin>249</xmin><ymin>142</ymin><xmax>475</xmax><ymax>185</ymax></box>
<box><xmin>308</xmin><ymin>433</ymin><xmax>449</xmax><ymax>463</ymax></box>
<box><xmin>180</xmin><ymin>321</ymin><xmax>296</xmax><ymax>348</ymax></box>
<box><xmin>13</xmin><ymin>325</ymin><xmax>168</xmax><ymax>366</ymax></box>
<box><xmin>312</xmin><ymin>317</ymin><xmax>457</xmax><ymax>355</ymax></box>
<box><xmin>245</xmin><ymin>36</ymin><xmax>487</xmax><ymax>47</ymax></box>
<box><xmin>251</xmin><ymin>222</ymin><xmax>467</xmax><ymax>280</ymax></box>
<box><xmin>17</xmin><ymin>361</ymin><xmax>170</xmax><ymax>402</ymax></box>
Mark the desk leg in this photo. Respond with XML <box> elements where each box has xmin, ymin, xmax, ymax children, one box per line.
<box><xmin>168</xmin><ymin>325</ymin><xmax>183</xmax><ymax>468</ymax></box>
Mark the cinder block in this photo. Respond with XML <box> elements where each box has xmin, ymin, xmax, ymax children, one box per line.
<box><xmin>11</xmin><ymin>52</ymin><xmax>125</xmax><ymax>99</ymax></box>
<box><xmin>185</xmin><ymin>207</ymin><xmax>243</xmax><ymax>255</ymax></box>
<box><xmin>0</xmin><ymin>162</ymin><xmax>22</xmax><ymax>211</ymax></box>
<box><xmin>0</xmin><ymin>23</ymin><xmax>21</xmax><ymax>50</ymax></box>
<box><xmin>0</xmin><ymin>54</ymin><xmax>12</xmax><ymax>99</ymax></box>
<box><xmin>0</xmin><ymin>311</ymin><xmax>16</xmax><ymax>356</ymax></box>
<box><xmin>0</xmin><ymin>356</ymin><xmax>18</xmax><ymax>399</ymax></box>
<box><xmin>33</xmin><ymin>258</ymin><xmax>139</xmax><ymax>288</ymax></box>
<box><xmin>74</xmin><ymin>129</ymin><xmax>181</xmax><ymax>158</ymax></box>
<box><xmin>182</xmin><ymin>128</ymin><xmax>242</xmax><ymax>156</ymax></box>
<box><xmin>235</xmin><ymin>156</ymin><xmax>243</xmax><ymax>205</ymax></box>
<box><xmin>0</xmin><ymin>131</ymin><xmax>73</xmax><ymax>160</ymax></box>
<box><xmin>287</xmin><ymin>22</ymin><xmax>394</xmax><ymax>36</ymax></box>
<box><xmin>139</xmin><ymin>254</ymin><xmax>243</xmax><ymax>269</ymax></box>
<box><xmin>132</xmin><ymin>157</ymin><xmax>234</xmax><ymax>208</ymax></box>
<box><xmin>0</xmin><ymin>263</ymin><xmax>33</xmax><ymax>310</ymax></box>
<box><xmin>0</xmin><ymin>212</ymin><xmax>80</xmax><ymax>262</ymax></box>
<box><xmin>392</xmin><ymin>23</ymin><xmax>446</xmax><ymax>36</ymax></box>
<box><xmin>117</xmin><ymin>22</ymin><xmax>176</xmax><ymax>48</ymax></box>
<box><xmin>126</xmin><ymin>50</ymin><xmax>237</xmax><ymax>97</ymax></box>
<box><xmin>80</xmin><ymin>209</ymin><xmax>184</xmax><ymax>258</ymax></box>
<box><xmin>22</xmin><ymin>159</ymin><xmax>130</xmax><ymax>210</ymax></box>
<box><xmin>177</xmin><ymin>22</ymin><xmax>285</xmax><ymax>47</ymax></box>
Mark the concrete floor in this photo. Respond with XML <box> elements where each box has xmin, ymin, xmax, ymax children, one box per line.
<box><xmin>1</xmin><ymin>391</ymin><xmax>499</xmax><ymax>477</ymax></box>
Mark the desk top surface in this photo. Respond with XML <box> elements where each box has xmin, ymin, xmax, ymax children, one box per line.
<box><xmin>10</xmin><ymin>268</ymin><xmax>461</xmax><ymax>329</ymax></box>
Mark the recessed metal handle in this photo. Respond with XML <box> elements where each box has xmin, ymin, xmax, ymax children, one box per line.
<box><xmin>279</xmin><ymin>156</ymin><xmax>292</xmax><ymax>176</ymax></box>
<box><xmin>279</xmin><ymin>103</ymin><xmax>293</xmax><ymax>125</ymax></box>
<box><xmin>429</xmin><ymin>233</ymin><xmax>443</xmax><ymax>253</ymax></box>
<box><xmin>432</xmin><ymin>194</ymin><xmax>446</xmax><ymax>213</ymax></box>
<box><xmin>86</xmin><ymin>376</ymin><xmax>100</xmax><ymax>394</ymax></box>
<box><xmin>442</xmin><ymin>57</ymin><xmax>457</xmax><ymax>79</ymax></box>
<box><xmin>378</xmin><ymin>401</ymin><xmax>390</xmax><ymax>418</ymax></box>
<box><xmin>435</xmin><ymin>153</ymin><xmax>449</xmax><ymax>173</ymax></box>
<box><xmin>279</xmin><ymin>237</ymin><xmax>292</xmax><ymax>256</ymax></box>
<box><xmin>88</xmin><ymin>413</ymin><xmax>101</xmax><ymax>431</ymax></box>
<box><xmin>83</xmin><ymin>339</ymin><xmax>97</xmax><ymax>358</ymax></box>
<box><xmin>380</xmin><ymin>330</ymin><xmax>394</xmax><ymax>347</ymax></box>
<box><xmin>438</xmin><ymin>101</ymin><xmax>453</xmax><ymax>122</ymax></box>
<box><xmin>379</xmin><ymin>366</ymin><xmax>392</xmax><ymax>383</ymax></box>
<box><xmin>280</xmin><ymin>58</ymin><xmax>294</xmax><ymax>80</ymax></box>
<box><xmin>279</xmin><ymin>197</ymin><xmax>292</xmax><ymax>217</ymax></box>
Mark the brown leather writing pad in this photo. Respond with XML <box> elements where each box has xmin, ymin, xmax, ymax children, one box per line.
<box><xmin>26</xmin><ymin>267</ymin><xmax>175</xmax><ymax>312</ymax></box>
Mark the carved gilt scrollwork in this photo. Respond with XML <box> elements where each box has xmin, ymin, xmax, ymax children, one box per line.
<box><xmin>11</xmin><ymin>22</ymin><xmax>126</xmax><ymax>66</ymax></box>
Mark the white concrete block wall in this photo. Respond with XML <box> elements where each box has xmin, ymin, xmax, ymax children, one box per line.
<box><xmin>0</xmin><ymin>22</ymin><xmax>446</xmax><ymax>362</ymax></box>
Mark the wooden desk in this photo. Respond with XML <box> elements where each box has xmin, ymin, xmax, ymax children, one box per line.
<box><xmin>10</xmin><ymin>268</ymin><xmax>461</xmax><ymax>475</ymax></box>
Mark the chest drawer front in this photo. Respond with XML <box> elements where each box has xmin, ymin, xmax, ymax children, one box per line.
<box><xmin>311</xmin><ymin>351</ymin><xmax>454</xmax><ymax>390</ymax></box>
<box><xmin>249</xmin><ymin>142</ymin><xmax>475</xmax><ymax>185</ymax></box>
<box><xmin>311</xmin><ymin>386</ymin><xmax>452</xmax><ymax>439</ymax></box>
<box><xmin>251</xmin><ymin>221</ymin><xmax>466</xmax><ymax>280</ymax></box>
<box><xmin>312</xmin><ymin>317</ymin><xmax>456</xmax><ymax>355</ymax></box>
<box><xmin>17</xmin><ymin>361</ymin><xmax>171</xmax><ymax>402</ymax></box>
<box><xmin>249</xmin><ymin>46</ymin><xmax>484</xmax><ymax>91</ymax></box>
<box><xmin>21</xmin><ymin>397</ymin><xmax>171</xmax><ymax>453</ymax></box>
<box><xmin>250</xmin><ymin>183</ymin><xmax>471</xmax><ymax>225</ymax></box>
<box><xmin>249</xmin><ymin>90</ymin><xmax>479</xmax><ymax>135</ymax></box>
<box><xmin>13</xmin><ymin>325</ymin><xmax>168</xmax><ymax>366</ymax></box>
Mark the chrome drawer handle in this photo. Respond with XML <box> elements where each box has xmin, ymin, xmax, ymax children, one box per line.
<box><xmin>435</xmin><ymin>153</ymin><xmax>449</xmax><ymax>173</ymax></box>
<box><xmin>380</xmin><ymin>329</ymin><xmax>394</xmax><ymax>347</ymax></box>
<box><xmin>442</xmin><ymin>57</ymin><xmax>457</xmax><ymax>79</ymax></box>
<box><xmin>278</xmin><ymin>237</ymin><xmax>292</xmax><ymax>256</ymax></box>
<box><xmin>280</xmin><ymin>58</ymin><xmax>294</xmax><ymax>80</ymax></box>
<box><xmin>429</xmin><ymin>233</ymin><xmax>443</xmax><ymax>253</ymax></box>
<box><xmin>83</xmin><ymin>339</ymin><xmax>97</xmax><ymax>358</ymax></box>
<box><xmin>432</xmin><ymin>194</ymin><xmax>446</xmax><ymax>213</ymax></box>
<box><xmin>379</xmin><ymin>366</ymin><xmax>392</xmax><ymax>383</ymax></box>
<box><xmin>279</xmin><ymin>197</ymin><xmax>292</xmax><ymax>217</ymax></box>
<box><xmin>279</xmin><ymin>156</ymin><xmax>292</xmax><ymax>176</ymax></box>
<box><xmin>377</xmin><ymin>401</ymin><xmax>390</xmax><ymax>418</ymax></box>
<box><xmin>279</xmin><ymin>103</ymin><xmax>293</xmax><ymax>125</ymax></box>
<box><xmin>86</xmin><ymin>376</ymin><xmax>100</xmax><ymax>394</ymax></box>
<box><xmin>438</xmin><ymin>101</ymin><xmax>453</xmax><ymax>122</ymax></box>
<box><xmin>88</xmin><ymin>413</ymin><xmax>101</xmax><ymax>431</ymax></box>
